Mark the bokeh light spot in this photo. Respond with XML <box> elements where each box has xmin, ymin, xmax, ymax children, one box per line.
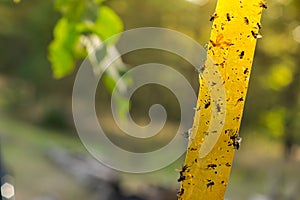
<box><xmin>1</xmin><ymin>182</ymin><xmax>15</xmax><ymax>199</ymax></box>
<box><xmin>292</xmin><ymin>25</ymin><xmax>300</xmax><ymax>43</ymax></box>
<box><xmin>267</xmin><ymin>65</ymin><xmax>293</xmax><ymax>91</ymax></box>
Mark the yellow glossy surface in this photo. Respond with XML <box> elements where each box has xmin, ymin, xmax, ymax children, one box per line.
<box><xmin>178</xmin><ymin>0</ymin><xmax>265</xmax><ymax>199</ymax></box>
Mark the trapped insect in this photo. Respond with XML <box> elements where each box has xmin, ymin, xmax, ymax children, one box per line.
<box><xmin>226</xmin><ymin>13</ymin><xmax>231</xmax><ymax>21</ymax></box>
<box><xmin>257</xmin><ymin>22</ymin><xmax>262</xmax><ymax>29</ymax></box>
<box><xmin>230</xmin><ymin>135</ymin><xmax>242</xmax><ymax>150</ymax></box>
<box><xmin>206</xmin><ymin>180</ymin><xmax>215</xmax><ymax>189</ymax></box>
<box><xmin>177</xmin><ymin>188</ymin><xmax>184</xmax><ymax>196</ymax></box>
<box><xmin>177</xmin><ymin>165</ymin><xmax>188</xmax><ymax>182</ymax></box>
<box><xmin>259</xmin><ymin>1</ymin><xmax>267</xmax><ymax>9</ymax></box>
<box><xmin>207</xmin><ymin>164</ymin><xmax>217</xmax><ymax>170</ymax></box>
<box><xmin>210</xmin><ymin>13</ymin><xmax>218</xmax><ymax>22</ymax></box>
<box><xmin>239</xmin><ymin>51</ymin><xmax>245</xmax><ymax>59</ymax></box>
<box><xmin>244</xmin><ymin>17</ymin><xmax>249</xmax><ymax>25</ymax></box>
<box><xmin>251</xmin><ymin>30</ymin><xmax>262</xmax><ymax>39</ymax></box>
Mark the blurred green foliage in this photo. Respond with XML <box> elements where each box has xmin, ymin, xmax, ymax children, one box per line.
<box><xmin>261</xmin><ymin>107</ymin><xmax>286</xmax><ymax>139</ymax></box>
<box><xmin>49</xmin><ymin>0</ymin><xmax>123</xmax><ymax>78</ymax></box>
<box><xmin>49</xmin><ymin>18</ymin><xmax>79</xmax><ymax>78</ymax></box>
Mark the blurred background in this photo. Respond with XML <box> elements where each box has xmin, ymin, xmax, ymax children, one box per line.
<box><xmin>0</xmin><ymin>0</ymin><xmax>299</xmax><ymax>199</ymax></box>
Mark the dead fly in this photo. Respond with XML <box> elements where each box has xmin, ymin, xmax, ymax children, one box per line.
<box><xmin>204</xmin><ymin>100</ymin><xmax>211</xmax><ymax>109</ymax></box>
<box><xmin>230</xmin><ymin>135</ymin><xmax>242</xmax><ymax>150</ymax></box>
<box><xmin>239</xmin><ymin>51</ymin><xmax>245</xmax><ymax>59</ymax></box>
<box><xmin>251</xmin><ymin>30</ymin><xmax>262</xmax><ymax>39</ymax></box>
<box><xmin>257</xmin><ymin>22</ymin><xmax>262</xmax><ymax>29</ymax></box>
<box><xmin>259</xmin><ymin>1</ymin><xmax>268</xmax><ymax>9</ymax></box>
<box><xmin>206</xmin><ymin>179</ymin><xmax>215</xmax><ymax>189</ymax></box>
<box><xmin>207</xmin><ymin>164</ymin><xmax>217</xmax><ymax>170</ymax></box>
<box><xmin>177</xmin><ymin>188</ymin><xmax>184</xmax><ymax>196</ymax></box>
<box><xmin>226</xmin><ymin>13</ymin><xmax>231</xmax><ymax>21</ymax></box>
<box><xmin>225</xmin><ymin>162</ymin><xmax>231</xmax><ymax>167</ymax></box>
<box><xmin>210</xmin><ymin>13</ymin><xmax>218</xmax><ymax>22</ymax></box>
<box><xmin>210</xmin><ymin>34</ymin><xmax>224</xmax><ymax>47</ymax></box>
<box><xmin>177</xmin><ymin>165</ymin><xmax>188</xmax><ymax>182</ymax></box>
<box><xmin>178</xmin><ymin>165</ymin><xmax>188</xmax><ymax>173</ymax></box>
<box><xmin>244</xmin><ymin>17</ymin><xmax>249</xmax><ymax>25</ymax></box>
<box><xmin>210</xmin><ymin>34</ymin><xmax>233</xmax><ymax>47</ymax></box>
<box><xmin>237</xmin><ymin>97</ymin><xmax>244</xmax><ymax>102</ymax></box>
<box><xmin>234</xmin><ymin>137</ymin><xmax>242</xmax><ymax>150</ymax></box>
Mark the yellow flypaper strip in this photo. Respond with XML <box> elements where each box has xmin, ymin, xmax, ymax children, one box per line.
<box><xmin>178</xmin><ymin>0</ymin><xmax>265</xmax><ymax>199</ymax></box>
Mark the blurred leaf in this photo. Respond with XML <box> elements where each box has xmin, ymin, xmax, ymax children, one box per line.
<box><xmin>49</xmin><ymin>1</ymin><xmax>123</xmax><ymax>79</ymax></box>
<box><xmin>73</xmin><ymin>6</ymin><xmax>123</xmax><ymax>42</ymax></box>
<box><xmin>93</xmin><ymin>6</ymin><xmax>123</xmax><ymax>42</ymax></box>
<box><xmin>267</xmin><ymin>65</ymin><xmax>293</xmax><ymax>91</ymax></box>
<box><xmin>261</xmin><ymin>107</ymin><xmax>286</xmax><ymax>139</ymax></box>
<box><xmin>48</xmin><ymin>18</ymin><xmax>79</xmax><ymax>78</ymax></box>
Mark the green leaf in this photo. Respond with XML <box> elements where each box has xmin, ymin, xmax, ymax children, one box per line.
<box><xmin>48</xmin><ymin>18</ymin><xmax>79</xmax><ymax>78</ymax></box>
<box><xmin>261</xmin><ymin>107</ymin><xmax>286</xmax><ymax>139</ymax></box>
<box><xmin>267</xmin><ymin>65</ymin><xmax>293</xmax><ymax>91</ymax></box>
<box><xmin>49</xmin><ymin>2</ymin><xmax>124</xmax><ymax>79</ymax></box>
<box><xmin>93</xmin><ymin>6</ymin><xmax>123</xmax><ymax>42</ymax></box>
